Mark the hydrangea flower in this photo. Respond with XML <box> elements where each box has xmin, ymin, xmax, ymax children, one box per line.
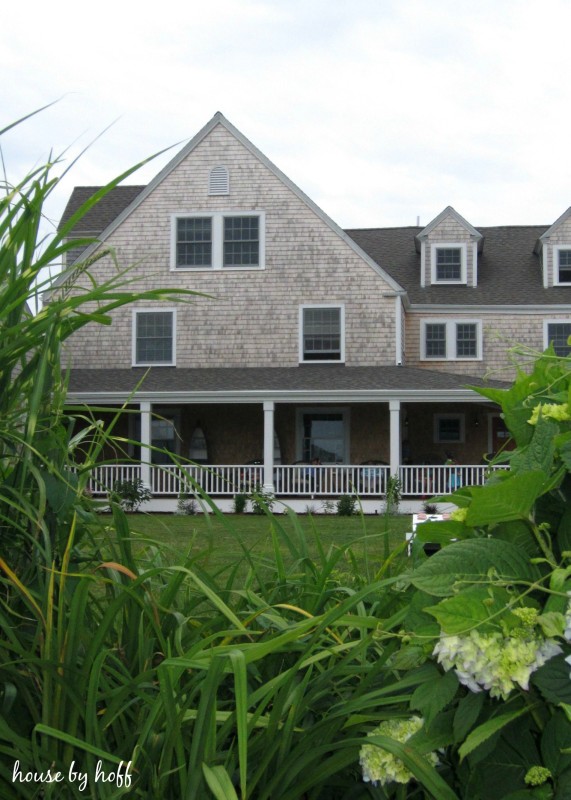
<box><xmin>528</xmin><ymin>402</ymin><xmax>571</xmax><ymax>425</ymax></box>
<box><xmin>525</xmin><ymin>766</ymin><xmax>552</xmax><ymax>786</ymax></box>
<box><xmin>359</xmin><ymin>716</ymin><xmax>438</xmax><ymax>787</ymax></box>
<box><xmin>433</xmin><ymin>625</ymin><xmax>562</xmax><ymax>700</ymax></box>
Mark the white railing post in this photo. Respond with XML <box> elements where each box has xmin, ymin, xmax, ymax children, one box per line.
<box><xmin>140</xmin><ymin>402</ymin><xmax>152</xmax><ymax>491</ymax></box>
<box><xmin>389</xmin><ymin>400</ymin><xmax>401</xmax><ymax>480</ymax></box>
<box><xmin>263</xmin><ymin>401</ymin><xmax>275</xmax><ymax>493</ymax></box>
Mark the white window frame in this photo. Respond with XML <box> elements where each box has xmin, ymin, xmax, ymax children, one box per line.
<box><xmin>170</xmin><ymin>211</ymin><xmax>265</xmax><ymax>271</ymax></box>
<box><xmin>553</xmin><ymin>246</ymin><xmax>571</xmax><ymax>285</ymax></box>
<box><xmin>132</xmin><ymin>308</ymin><xmax>176</xmax><ymax>366</ymax></box>
<box><xmin>430</xmin><ymin>243</ymin><xmax>467</xmax><ymax>284</ymax></box>
<box><xmin>299</xmin><ymin>304</ymin><xmax>345</xmax><ymax>364</ymax></box>
<box><xmin>544</xmin><ymin>319</ymin><xmax>571</xmax><ymax>356</ymax></box>
<box><xmin>434</xmin><ymin>413</ymin><xmax>465</xmax><ymax>444</ymax></box>
<box><xmin>421</xmin><ymin>319</ymin><xmax>482</xmax><ymax>361</ymax></box>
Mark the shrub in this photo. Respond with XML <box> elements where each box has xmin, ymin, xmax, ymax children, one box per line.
<box><xmin>336</xmin><ymin>494</ymin><xmax>356</xmax><ymax>516</ymax></box>
<box><xmin>176</xmin><ymin>491</ymin><xmax>198</xmax><ymax>515</ymax></box>
<box><xmin>249</xmin><ymin>486</ymin><xmax>274</xmax><ymax>515</ymax></box>
<box><xmin>233</xmin><ymin>492</ymin><xmax>248</xmax><ymax>513</ymax></box>
<box><xmin>112</xmin><ymin>477</ymin><xmax>151</xmax><ymax>512</ymax></box>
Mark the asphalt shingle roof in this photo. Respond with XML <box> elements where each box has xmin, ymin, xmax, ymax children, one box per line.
<box><xmin>67</xmin><ymin>365</ymin><xmax>507</xmax><ymax>395</ymax></box>
<box><xmin>59</xmin><ymin>186</ymin><xmax>145</xmax><ymax>234</ymax></box>
<box><xmin>347</xmin><ymin>225</ymin><xmax>571</xmax><ymax>306</ymax></box>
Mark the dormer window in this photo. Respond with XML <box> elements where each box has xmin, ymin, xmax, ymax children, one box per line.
<box><xmin>431</xmin><ymin>244</ymin><xmax>467</xmax><ymax>284</ymax></box>
<box><xmin>555</xmin><ymin>247</ymin><xmax>571</xmax><ymax>284</ymax></box>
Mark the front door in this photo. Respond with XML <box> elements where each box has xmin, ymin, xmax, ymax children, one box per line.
<box><xmin>490</xmin><ymin>414</ymin><xmax>515</xmax><ymax>456</ymax></box>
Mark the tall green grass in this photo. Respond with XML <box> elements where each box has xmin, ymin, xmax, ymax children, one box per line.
<box><xmin>0</xmin><ymin>113</ymin><xmax>451</xmax><ymax>799</ymax></box>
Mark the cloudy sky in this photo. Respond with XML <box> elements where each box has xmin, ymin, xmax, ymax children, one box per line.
<box><xmin>3</xmin><ymin>0</ymin><xmax>571</xmax><ymax>248</ymax></box>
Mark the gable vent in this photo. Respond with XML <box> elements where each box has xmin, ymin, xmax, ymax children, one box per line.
<box><xmin>209</xmin><ymin>165</ymin><xmax>229</xmax><ymax>196</ymax></box>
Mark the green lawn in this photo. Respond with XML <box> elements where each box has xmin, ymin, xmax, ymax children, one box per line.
<box><xmin>119</xmin><ymin>511</ymin><xmax>412</xmax><ymax>579</ymax></box>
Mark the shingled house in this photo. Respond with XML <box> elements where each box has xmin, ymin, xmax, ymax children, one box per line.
<box><xmin>53</xmin><ymin>112</ymin><xmax>571</xmax><ymax>509</ymax></box>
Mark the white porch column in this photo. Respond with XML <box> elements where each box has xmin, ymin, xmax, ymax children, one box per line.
<box><xmin>140</xmin><ymin>401</ymin><xmax>152</xmax><ymax>490</ymax></box>
<box><xmin>389</xmin><ymin>400</ymin><xmax>401</xmax><ymax>478</ymax></box>
<box><xmin>263</xmin><ymin>401</ymin><xmax>275</xmax><ymax>493</ymax></box>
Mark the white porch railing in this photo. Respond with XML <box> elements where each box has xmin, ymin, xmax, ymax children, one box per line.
<box><xmin>86</xmin><ymin>463</ymin><xmax>507</xmax><ymax>498</ymax></box>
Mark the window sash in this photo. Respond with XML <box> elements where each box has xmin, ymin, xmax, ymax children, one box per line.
<box><xmin>135</xmin><ymin>312</ymin><xmax>173</xmax><ymax>364</ymax></box>
<box><xmin>223</xmin><ymin>216</ymin><xmax>259</xmax><ymax>267</ymax></box>
<box><xmin>455</xmin><ymin>323</ymin><xmax>477</xmax><ymax>358</ymax></box>
<box><xmin>436</xmin><ymin>248</ymin><xmax>462</xmax><ymax>281</ymax></box>
<box><xmin>558</xmin><ymin>250</ymin><xmax>571</xmax><ymax>283</ymax></box>
<box><xmin>547</xmin><ymin>323</ymin><xmax>571</xmax><ymax>357</ymax></box>
<box><xmin>425</xmin><ymin>323</ymin><xmax>446</xmax><ymax>358</ymax></box>
<box><xmin>176</xmin><ymin>217</ymin><xmax>212</xmax><ymax>268</ymax></box>
<box><xmin>302</xmin><ymin>308</ymin><xmax>341</xmax><ymax>361</ymax></box>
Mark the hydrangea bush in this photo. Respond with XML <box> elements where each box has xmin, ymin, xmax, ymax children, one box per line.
<box><xmin>364</xmin><ymin>349</ymin><xmax>571</xmax><ymax>798</ymax></box>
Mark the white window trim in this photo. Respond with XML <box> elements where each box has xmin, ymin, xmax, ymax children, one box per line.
<box><xmin>430</xmin><ymin>243</ymin><xmax>467</xmax><ymax>284</ymax></box>
<box><xmin>295</xmin><ymin>406</ymin><xmax>350</xmax><ymax>463</ymax></box>
<box><xmin>434</xmin><ymin>413</ymin><xmax>465</xmax><ymax>444</ymax></box>
<box><xmin>170</xmin><ymin>211</ymin><xmax>265</xmax><ymax>271</ymax></box>
<box><xmin>421</xmin><ymin>319</ymin><xmax>482</xmax><ymax>361</ymax></box>
<box><xmin>553</xmin><ymin>245</ymin><xmax>571</xmax><ymax>286</ymax></box>
<box><xmin>132</xmin><ymin>308</ymin><xmax>177</xmax><ymax>367</ymax></box>
<box><xmin>299</xmin><ymin>303</ymin><xmax>345</xmax><ymax>364</ymax></box>
<box><xmin>543</xmin><ymin>319</ymin><xmax>571</xmax><ymax>352</ymax></box>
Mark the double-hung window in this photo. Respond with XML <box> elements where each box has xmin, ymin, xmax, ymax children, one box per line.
<box><xmin>133</xmin><ymin>309</ymin><xmax>176</xmax><ymax>366</ymax></box>
<box><xmin>172</xmin><ymin>212</ymin><xmax>264</xmax><ymax>270</ymax></box>
<box><xmin>300</xmin><ymin>305</ymin><xmax>344</xmax><ymax>362</ymax></box>
<box><xmin>431</xmin><ymin>244</ymin><xmax>467</xmax><ymax>284</ymax></box>
<box><xmin>422</xmin><ymin>320</ymin><xmax>481</xmax><ymax>360</ymax></box>
<box><xmin>434</xmin><ymin>414</ymin><xmax>465</xmax><ymax>444</ymax></box>
<box><xmin>545</xmin><ymin>321</ymin><xmax>571</xmax><ymax>356</ymax></box>
<box><xmin>554</xmin><ymin>247</ymin><xmax>571</xmax><ymax>284</ymax></box>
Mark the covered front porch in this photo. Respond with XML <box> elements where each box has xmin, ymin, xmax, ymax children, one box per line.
<box><xmin>68</xmin><ymin>364</ymin><xmax>510</xmax><ymax>512</ymax></box>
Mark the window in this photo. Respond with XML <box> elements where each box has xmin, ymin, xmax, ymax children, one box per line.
<box><xmin>224</xmin><ymin>216</ymin><xmax>259</xmax><ymax>266</ymax></box>
<box><xmin>430</xmin><ymin>244</ymin><xmax>467</xmax><ymax>283</ymax></box>
<box><xmin>421</xmin><ymin>320</ymin><xmax>481</xmax><ymax>360</ymax></box>
<box><xmin>176</xmin><ymin>217</ymin><xmax>212</xmax><ymax>268</ymax></box>
<box><xmin>171</xmin><ymin>212</ymin><xmax>264</xmax><ymax>270</ymax></box>
<box><xmin>545</xmin><ymin>321</ymin><xmax>571</xmax><ymax>356</ymax></box>
<box><xmin>555</xmin><ymin>247</ymin><xmax>571</xmax><ymax>284</ymax></box>
<box><xmin>300</xmin><ymin>305</ymin><xmax>344</xmax><ymax>362</ymax></box>
<box><xmin>296</xmin><ymin>408</ymin><xmax>349</xmax><ymax>463</ymax></box>
<box><xmin>133</xmin><ymin>310</ymin><xmax>175</xmax><ymax>366</ymax></box>
<box><xmin>434</xmin><ymin>414</ymin><xmax>464</xmax><ymax>444</ymax></box>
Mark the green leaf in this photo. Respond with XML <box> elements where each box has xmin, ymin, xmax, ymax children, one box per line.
<box><xmin>426</xmin><ymin>586</ymin><xmax>512</xmax><ymax>634</ymax></box>
<box><xmin>410</xmin><ymin>669</ymin><xmax>458</xmax><ymax>726</ymax></box>
<box><xmin>202</xmin><ymin>764</ymin><xmax>239</xmax><ymax>800</ymax></box>
<box><xmin>511</xmin><ymin>418</ymin><xmax>558</xmax><ymax>475</ymax></box>
<box><xmin>459</xmin><ymin>705</ymin><xmax>535</xmax><ymax>761</ymax></box>
<box><xmin>541</xmin><ymin>711</ymin><xmax>571</xmax><ymax>777</ymax></box>
<box><xmin>532</xmin><ymin>655</ymin><xmax>571</xmax><ymax>706</ymax></box>
<box><xmin>453</xmin><ymin>691</ymin><xmax>484</xmax><ymax>743</ymax></box>
<box><xmin>465</xmin><ymin>471</ymin><xmax>548</xmax><ymax>526</ymax></box>
<box><xmin>415</xmin><ymin>520</ymin><xmax>470</xmax><ymax>544</ymax></box>
<box><xmin>410</xmin><ymin>539</ymin><xmax>541</xmax><ymax>597</ymax></box>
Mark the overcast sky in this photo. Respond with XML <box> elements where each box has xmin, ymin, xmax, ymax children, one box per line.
<box><xmin>3</xmin><ymin>0</ymin><xmax>571</xmax><ymax>247</ymax></box>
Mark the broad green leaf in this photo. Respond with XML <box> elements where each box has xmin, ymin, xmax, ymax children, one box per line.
<box><xmin>453</xmin><ymin>690</ymin><xmax>484</xmax><ymax>744</ymax></box>
<box><xmin>511</xmin><ymin>418</ymin><xmax>558</xmax><ymax>475</ymax></box>
<box><xmin>459</xmin><ymin>705</ymin><xmax>535</xmax><ymax>761</ymax></box>
<box><xmin>202</xmin><ymin>764</ymin><xmax>239</xmax><ymax>800</ymax></box>
<box><xmin>541</xmin><ymin>711</ymin><xmax>571</xmax><ymax>777</ymax></box>
<box><xmin>410</xmin><ymin>539</ymin><xmax>541</xmax><ymax>597</ymax></box>
<box><xmin>426</xmin><ymin>586</ymin><xmax>513</xmax><ymax>634</ymax></box>
<box><xmin>465</xmin><ymin>471</ymin><xmax>548</xmax><ymax>526</ymax></box>
<box><xmin>532</xmin><ymin>655</ymin><xmax>571</xmax><ymax>706</ymax></box>
<box><xmin>414</xmin><ymin>520</ymin><xmax>470</xmax><ymax>543</ymax></box>
<box><xmin>410</xmin><ymin>669</ymin><xmax>458</xmax><ymax>725</ymax></box>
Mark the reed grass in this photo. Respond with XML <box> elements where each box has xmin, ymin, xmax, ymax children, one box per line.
<box><xmin>0</xmin><ymin>113</ymin><xmax>451</xmax><ymax>799</ymax></box>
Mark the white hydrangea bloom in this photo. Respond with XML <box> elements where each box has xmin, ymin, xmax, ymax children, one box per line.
<box><xmin>433</xmin><ymin>626</ymin><xmax>562</xmax><ymax>700</ymax></box>
<box><xmin>359</xmin><ymin>716</ymin><xmax>438</xmax><ymax>787</ymax></box>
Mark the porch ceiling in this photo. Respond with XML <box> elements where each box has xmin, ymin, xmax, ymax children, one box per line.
<box><xmin>66</xmin><ymin>365</ymin><xmax>508</xmax><ymax>404</ymax></box>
